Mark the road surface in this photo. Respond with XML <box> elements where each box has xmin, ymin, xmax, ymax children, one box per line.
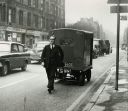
<box><xmin>0</xmin><ymin>49</ymin><xmax>125</xmax><ymax>111</ymax></box>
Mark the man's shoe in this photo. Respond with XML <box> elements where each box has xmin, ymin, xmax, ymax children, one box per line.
<box><xmin>48</xmin><ymin>89</ymin><xmax>52</xmax><ymax>94</ymax></box>
<box><xmin>51</xmin><ymin>87</ymin><xmax>54</xmax><ymax>90</ymax></box>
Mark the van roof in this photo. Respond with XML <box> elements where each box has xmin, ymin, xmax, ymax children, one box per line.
<box><xmin>51</xmin><ymin>28</ymin><xmax>93</xmax><ymax>34</ymax></box>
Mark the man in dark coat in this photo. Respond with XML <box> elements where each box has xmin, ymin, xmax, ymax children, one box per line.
<box><xmin>41</xmin><ymin>36</ymin><xmax>64</xmax><ymax>94</ymax></box>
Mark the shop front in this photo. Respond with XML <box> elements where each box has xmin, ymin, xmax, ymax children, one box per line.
<box><xmin>0</xmin><ymin>26</ymin><xmax>49</xmax><ymax>49</ymax></box>
<box><xmin>5</xmin><ymin>27</ymin><xmax>26</xmax><ymax>44</ymax></box>
<box><xmin>5</xmin><ymin>31</ymin><xmax>25</xmax><ymax>44</ymax></box>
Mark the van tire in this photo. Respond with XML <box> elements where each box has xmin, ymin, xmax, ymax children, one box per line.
<box><xmin>78</xmin><ymin>73</ymin><xmax>85</xmax><ymax>86</ymax></box>
<box><xmin>86</xmin><ymin>69</ymin><xmax>91</xmax><ymax>82</ymax></box>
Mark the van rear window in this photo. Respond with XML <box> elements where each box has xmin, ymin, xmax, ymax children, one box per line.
<box><xmin>60</xmin><ymin>39</ymin><xmax>73</xmax><ymax>46</ymax></box>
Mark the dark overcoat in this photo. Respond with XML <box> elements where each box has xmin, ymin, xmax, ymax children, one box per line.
<box><xmin>41</xmin><ymin>44</ymin><xmax>64</xmax><ymax>68</ymax></box>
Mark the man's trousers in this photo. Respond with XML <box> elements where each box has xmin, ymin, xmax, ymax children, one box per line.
<box><xmin>45</xmin><ymin>65</ymin><xmax>57</xmax><ymax>90</ymax></box>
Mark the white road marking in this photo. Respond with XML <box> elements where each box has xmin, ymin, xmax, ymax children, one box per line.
<box><xmin>0</xmin><ymin>75</ymin><xmax>39</xmax><ymax>89</ymax></box>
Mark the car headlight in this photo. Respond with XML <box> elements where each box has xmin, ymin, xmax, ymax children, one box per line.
<box><xmin>0</xmin><ymin>62</ymin><xmax>2</xmax><ymax>67</ymax></box>
<box><xmin>39</xmin><ymin>54</ymin><xmax>42</xmax><ymax>57</ymax></box>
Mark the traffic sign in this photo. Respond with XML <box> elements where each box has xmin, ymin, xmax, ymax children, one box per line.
<box><xmin>110</xmin><ymin>6</ymin><xmax>128</xmax><ymax>13</ymax></box>
<box><xmin>120</xmin><ymin>15</ymin><xmax>127</xmax><ymax>20</ymax></box>
<box><xmin>108</xmin><ymin>0</ymin><xmax>128</xmax><ymax>4</ymax></box>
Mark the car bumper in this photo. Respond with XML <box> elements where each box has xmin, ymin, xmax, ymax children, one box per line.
<box><xmin>30</xmin><ymin>55</ymin><xmax>41</xmax><ymax>61</ymax></box>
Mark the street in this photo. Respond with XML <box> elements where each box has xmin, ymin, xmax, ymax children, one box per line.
<box><xmin>0</xmin><ymin>49</ymin><xmax>126</xmax><ymax>111</ymax></box>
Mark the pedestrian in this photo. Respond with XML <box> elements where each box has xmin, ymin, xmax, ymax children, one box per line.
<box><xmin>41</xmin><ymin>35</ymin><xmax>64</xmax><ymax>94</ymax></box>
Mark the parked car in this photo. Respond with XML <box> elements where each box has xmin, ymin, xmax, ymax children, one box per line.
<box><xmin>27</xmin><ymin>41</ymin><xmax>49</xmax><ymax>62</ymax></box>
<box><xmin>0</xmin><ymin>41</ymin><xmax>30</xmax><ymax>76</ymax></box>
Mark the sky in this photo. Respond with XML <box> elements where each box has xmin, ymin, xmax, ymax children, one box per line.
<box><xmin>65</xmin><ymin>0</ymin><xmax>128</xmax><ymax>37</ymax></box>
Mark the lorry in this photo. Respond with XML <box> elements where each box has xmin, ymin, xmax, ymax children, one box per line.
<box><xmin>49</xmin><ymin>28</ymin><xmax>93</xmax><ymax>86</ymax></box>
<box><xmin>104</xmin><ymin>40</ymin><xmax>111</xmax><ymax>54</ymax></box>
<box><xmin>93</xmin><ymin>38</ymin><xmax>100</xmax><ymax>58</ymax></box>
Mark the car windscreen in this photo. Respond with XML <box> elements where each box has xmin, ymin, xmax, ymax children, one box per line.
<box><xmin>0</xmin><ymin>43</ymin><xmax>10</xmax><ymax>52</ymax></box>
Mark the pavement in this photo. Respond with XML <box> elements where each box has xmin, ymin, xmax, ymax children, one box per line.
<box><xmin>82</xmin><ymin>53</ymin><xmax>128</xmax><ymax>111</ymax></box>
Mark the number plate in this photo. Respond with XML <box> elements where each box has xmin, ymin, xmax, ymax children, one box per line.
<box><xmin>65</xmin><ymin>62</ymin><xmax>72</xmax><ymax>67</ymax></box>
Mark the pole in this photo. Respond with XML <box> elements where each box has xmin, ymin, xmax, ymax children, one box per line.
<box><xmin>127</xmin><ymin>32</ymin><xmax>128</xmax><ymax>61</ymax></box>
<box><xmin>126</xmin><ymin>42</ymin><xmax>128</xmax><ymax>61</ymax></box>
<box><xmin>115</xmin><ymin>1</ymin><xmax>120</xmax><ymax>90</ymax></box>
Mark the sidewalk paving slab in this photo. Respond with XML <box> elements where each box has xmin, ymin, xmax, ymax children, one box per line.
<box><xmin>82</xmin><ymin>56</ymin><xmax>128</xmax><ymax>111</ymax></box>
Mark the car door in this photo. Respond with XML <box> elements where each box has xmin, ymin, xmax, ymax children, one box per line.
<box><xmin>10</xmin><ymin>43</ymin><xmax>19</xmax><ymax>68</ymax></box>
<box><xmin>17</xmin><ymin>44</ymin><xmax>25</xmax><ymax>67</ymax></box>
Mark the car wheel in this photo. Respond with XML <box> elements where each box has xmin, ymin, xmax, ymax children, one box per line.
<box><xmin>1</xmin><ymin>64</ymin><xmax>8</xmax><ymax>76</ymax></box>
<box><xmin>21</xmin><ymin>61</ymin><xmax>27</xmax><ymax>71</ymax></box>
<box><xmin>78</xmin><ymin>72</ymin><xmax>85</xmax><ymax>86</ymax></box>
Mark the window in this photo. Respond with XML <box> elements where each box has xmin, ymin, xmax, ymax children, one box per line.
<box><xmin>41</xmin><ymin>17</ymin><xmax>43</xmax><ymax>28</ymax></box>
<box><xmin>33</xmin><ymin>14</ymin><xmax>38</xmax><ymax>28</ymax></box>
<box><xmin>8</xmin><ymin>9</ymin><xmax>12</xmax><ymax>23</ymax></box>
<box><xmin>35</xmin><ymin>0</ymin><xmax>38</xmax><ymax>8</ymax></box>
<box><xmin>12</xmin><ymin>8</ymin><xmax>16</xmax><ymax>23</ymax></box>
<box><xmin>45</xmin><ymin>2</ymin><xmax>49</xmax><ymax>13</ymax></box>
<box><xmin>11</xmin><ymin>44</ymin><xmax>18</xmax><ymax>52</ymax></box>
<box><xmin>59</xmin><ymin>8</ymin><xmax>61</xmax><ymax>17</ymax></box>
<box><xmin>40</xmin><ymin>17</ymin><xmax>45</xmax><ymax>28</ymax></box>
<box><xmin>27</xmin><ymin>12</ymin><xmax>31</xmax><ymax>26</ymax></box>
<box><xmin>33</xmin><ymin>0</ymin><xmax>38</xmax><ymax>8</ymax></box>
<box><xmin>0</xmin><ymin>5</ymin><xmax>6</xmax><ymax>22</ymax></box>
<box><xmin>19</xmin><ymin>10</ymin><xmax>23</xmax><ymax>25</ymax></box>
<box><xmin>8</xmin><ymin>8</ymin><xmax>16</xmax><ymax>23</ymax></box>
<box><xmin>51</xmin><ymin>4</ymin><xmax>55</xmax><ymax>15</ymax></box>
<box><xmin>20</xmin><ymin>0</ymin><xmax>23</xmax><ymax>4</ymax></box>
<box><xmin>18</xmin><ymin>45</ymin><xmax>24</xmax><ymax>52</ymax></box>
<box><xmin>28</xmin><ymin>0</ymin><xmax>31</xmax><ymax>6</ymax></box>
<box><xmin>46</xmin><ymin>18</ymin><xmax>49</xmax><ymax>30</ymax></box>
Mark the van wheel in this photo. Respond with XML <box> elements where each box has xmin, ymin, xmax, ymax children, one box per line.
<box><xmin>78</xmin><ymin>73</ymin><xmax>85</xmax><ymax>86</ymax></box>
<box><xmin>1</xmin><ymin>64</ymin><xmax>8</xmax><ymax>76</ymax></box>
<box><xmin>21</xmin><ymin>61</ymin><xmax>27</xmax><ymax>71</ymax></box>
<box><xmin>86</xmin><ymin>70</ymin><xmax>91</xmax><ymax>82</ymax></box>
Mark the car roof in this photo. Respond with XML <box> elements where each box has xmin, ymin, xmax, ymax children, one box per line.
<box><xmin>0</xmin><ymin>41</ymin><xmax>24</xmax><ymax>45</ymax></box>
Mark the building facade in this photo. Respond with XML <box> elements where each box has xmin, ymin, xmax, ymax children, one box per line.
<box><xmin>0</xmin><ymin>0</ymin><xmax>65</xmax><ymax>48</ymax></box>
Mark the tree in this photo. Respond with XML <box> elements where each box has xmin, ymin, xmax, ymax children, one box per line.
<box><xmin>66</xmin><ymin>17</ymin><xmax>104</xmax><ymax>39</ymax></box>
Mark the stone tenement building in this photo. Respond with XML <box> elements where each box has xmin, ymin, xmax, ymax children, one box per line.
<box><xmin>0</xmin><ymin>0</ymin><xmax>65</xmax><ymax>48</ymax></box>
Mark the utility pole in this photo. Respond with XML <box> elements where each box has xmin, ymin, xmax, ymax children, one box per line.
<box><xmin>115</xmin><ymin>1</ymin><xmax>120</xmax><ymax>90</ymax></box>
